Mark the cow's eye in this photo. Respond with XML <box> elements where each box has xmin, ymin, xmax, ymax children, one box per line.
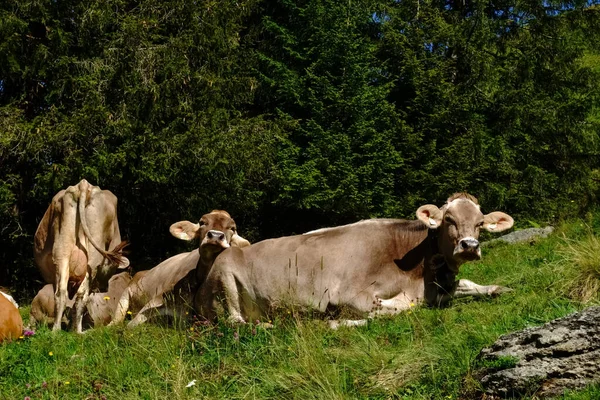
<box><xmin>199</xmin><ymin>220</ymin><xmax>207</xmax><ymax>226</ymax></box>
<box><xmin>231</xmin><ymin>226</ymin><xmax>237</xmax><ymax>232</ymax></box>
<box><xmin>444</xmin><ymin>216</ymin><xmax>455</xmax><ymax>225</ymax></box>
<box><xmin>477</xmin><ymin>222</ymin><xmax>484</xmax><ymax>227</ymax></box>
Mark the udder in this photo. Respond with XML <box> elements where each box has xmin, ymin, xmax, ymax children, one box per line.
<box><xmin>69</xmin><ymin>247</ymin><xmax>88</xmax><ymax>281</ymax></box>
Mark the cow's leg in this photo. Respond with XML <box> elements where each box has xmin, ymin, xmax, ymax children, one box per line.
<box><xmin>108</xmin><ymin>289</ymin><xmax>131</xmax><ymax>326</ymax></box>
<box><xmin>53</xmin><ymin>261</ymin><xmax>70</xmax><ymax>331</ymax></box>
<box><xmin>197</xmin><ymin>273</ymin><xmax>247</xmax><ymax>324</ymax></box>
<box><xmin>221</xmin><ymin>273</ymin><xmax>247</xmax><ymax>324</ymax></box>
<box><xmin>327</xmin><ymin>319</ymin><xmax>368</xmax><ymax>329</ymax></box>
<box><xmin>329</xmin><ymin>293</ymin><xmax>417</xmax><ymax>330</ymax></box>
<box><xmin>371</xmin><ymin>295</ymin><xmax>415</xmax><ymax>315</ymax></box>
<box><xmin>72</xmin><ymin>273</ymin><xmax>90</xmax><ymax>333</ymax></box>
<box><xmin>453</xmin><ymin>279</ymin><xmax>512</xmax><ymax>298</ymax></box>
<box><xmin>127</xmin><ymin>295</ymin><xmax>164</xmax><ymax>328</ymax></box>
<box><xmin>52</xmin><ymin>187</ymin><xmax>79</xmax><ymax>332</ymax></box>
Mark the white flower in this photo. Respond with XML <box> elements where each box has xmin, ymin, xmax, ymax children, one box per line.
<box><xmin>186</xmin><ymin>380</ymin><xmax>197</xmax><ymax>388</ymax></box>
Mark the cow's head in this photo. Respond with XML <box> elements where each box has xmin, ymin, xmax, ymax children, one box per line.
<box><xmin>169</xmin><ymin>210</ymin><xmax>250</xmax><ymax>256</ymax></box>
<box><xmin>416</xmin><ymin>193</ymin><xmax>513</xmax><ymax>270</ymax></box>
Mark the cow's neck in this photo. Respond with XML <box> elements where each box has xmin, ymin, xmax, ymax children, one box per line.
<box><xmin>423</xmin><ymin>228</ymin><xmax>458</xmax><ymax>306</ymax></box>
<box><xmin>196</xmin><ymin>246</ymin><xmax>222</xmax><ymax>284</ymax></box>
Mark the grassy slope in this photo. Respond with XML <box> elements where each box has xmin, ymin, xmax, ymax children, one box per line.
<box><xmin>1</xmin><ymin>217</ymin><xmax>600</xmax><ymax>400</ymax></box>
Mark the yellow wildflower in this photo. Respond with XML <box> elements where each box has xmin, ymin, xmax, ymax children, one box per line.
<box><xmin>64</xmin><ymin>381</ymin><xmax>70</xmax><ymax>385</ymax></box>
<box><xmin>127</xmin><ymin>311</ymin><xmax>132</xmax><ymax>315</ymax></box>
<box><xmin>103</xmin><ymin>296</ymin><xmax>110</xmax><ymax>301</ymax></box>
<box><xmin>48</xmin><ymin>352</ymin><xmax>53</xmax><ymax>356</ymax></box>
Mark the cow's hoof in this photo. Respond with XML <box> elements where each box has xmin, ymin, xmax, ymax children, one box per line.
<box><xmin>327</xmin><ymin>319</ymin><xmax>368</xmax><ymax>329</ymax></box>
<box><xmin>227</xmin><ymin>315</ymin><xmax>247</xmax><ymax>325</ymax></box>
<box><xmin>328</xmin><ymin>320</ymin><xmax>341</xmax><ymax>330</ymax></box>
<box><xmin>489</xmin><ymin>285</ymin><xmax>513</xmax><ymax>296</ymax></box>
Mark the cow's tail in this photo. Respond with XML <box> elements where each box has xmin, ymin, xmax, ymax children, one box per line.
<box><xmin>78</xmin><ymin>182</ymin><xmax>128</xmax><ymax>267</ymax></box>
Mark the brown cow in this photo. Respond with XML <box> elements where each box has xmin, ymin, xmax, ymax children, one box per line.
<box><xmin>34</xmin><ymin>179</ymin><xmax>129</xmax><ymax>333</ymax></box>
<box><xmin>29</xmin><ymin>272</ymin><xmax>133</xmax><ymax>329</ymax></box>
<box><xmin>197</xmin><ymin>193</ymin><xmax>514</xmax><ymax>327</ymax></box>
<box><xmin>0</xmin><ymin>290</ymin><xmax>23</xmax><ymax>342</ymax></box>
<box><xmin>110</xmin><ymin>210</ymin><xmax>250</xmax><ymax>328</ymax></box>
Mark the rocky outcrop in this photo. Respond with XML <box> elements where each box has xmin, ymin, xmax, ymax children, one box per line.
<box><xmin>478</xmin><ymin>307</ymin><xmax>600</xmax><ymax>398</ymax></box>
<box><xmin>483</xmin><ymin>227</ymin><xmax>554</xmax><ymax>246</ymax></box>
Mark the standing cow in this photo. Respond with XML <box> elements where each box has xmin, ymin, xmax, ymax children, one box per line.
<box><xmin>34</xmin><ymin>179</ymin><xmax>129</xmax><ymax>333</ymax></box>
<box><xmin>197</xmin><ymin>193</ymin><xmax>514</xmax><ymax>327</ymax></box>
<box><xmin>110</xmin><ymin>210</ymin><xmax>250</xmax><ymax>328</ymax></box>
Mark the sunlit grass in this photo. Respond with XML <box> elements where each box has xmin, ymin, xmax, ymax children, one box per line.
<box><xmin>1</xmin><ymin>217</ymin><xmax>600</xmax><ymax>399</ymax></box>
<box><xmin>559</xmin><ymin>231</ymin><xmax>600</xmax><ymax>303</ymax></box>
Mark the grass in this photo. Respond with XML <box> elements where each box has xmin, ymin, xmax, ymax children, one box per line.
<box><xmin>1</xmin><ymin>216</ymin><xmax>600</xmax><ymax>399</ymax></box>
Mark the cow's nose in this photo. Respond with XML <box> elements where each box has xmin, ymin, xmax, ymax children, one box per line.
<box><xmin>207</xmin><ymin>230</ymin><xmax>225</xmax><ymax>241</ymax></box>
<box><xmin>459</xmin><ymin>238</ymin><xmax>480</xmax><ymax>251</ymax></box>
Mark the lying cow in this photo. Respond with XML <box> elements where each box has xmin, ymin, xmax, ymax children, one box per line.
<box><xmin>0</xmin><ymin>290</ymin><xmax>23</xmax><ymax>342</ymax></box>
<box><xmin>110</xmin><ymin>210</ymin><xmax>250</xmax><ymax>328</ymax></box>
<box><xmin>34</xmin><ymin>179</ymin><xmax>129</xmax><ymax>333</ymax></box>
<box><xmin>197</xmin><ymin>193</ymin><xmax>514</xmax><ymax>327</ymax></box>
<box><xmin>29</xmin><ymin>272</ymin><xmax>133</xmax><ymax>329</ymax></box>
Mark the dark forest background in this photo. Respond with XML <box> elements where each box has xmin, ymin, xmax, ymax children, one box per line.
<box><xmin>1</xmin><ymin>0</ymin><xmax>600</xmax><ymax>299</ymax></box>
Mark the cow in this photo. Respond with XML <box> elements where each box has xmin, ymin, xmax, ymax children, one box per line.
<box><xmin>85</xmin><ymin>272</ymin><xmax>133</xmax><ymax>327</ymax></box>
<box><xmin>110</xmin><ymin>210</ymin><xmax>250</xmax><ymax>328</ymax></box>
<box><xmin>28</xmin><ymin>272</ymin><xmax>133</xmax><ymax>329</ymax></box>
<box><xmin>196</xmin><ymin>193</ymin><xmax>514</xmax><ymax>327</ymax></box>
<box><xmin>34</xmin><ymin>179</ymin><xmax>129</xmax><ymax>333</ymax></box>
<box><xmin>0</xmin><ymin>290</ymin><xmax>23</xmax><ymax>342</ymax></box>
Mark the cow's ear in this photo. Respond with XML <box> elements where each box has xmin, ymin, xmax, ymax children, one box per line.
<box><xmin>416</xmin><ymin>205</ymin><xmax>443</xmax><ymax>228</ymax></box>
<box><xmin>231</xmin><ymin>234</ymin><xmax>251</xmax><ymax>248</ymax></box>
<box><xmin>169</xmin><ymin>221</ymin><xmax>200</xmax><ymax>241</ymax></box>
<box><xmin>117</xmin><ymin>257</ymin><xmax>130</xmax><ymax>269</ymax></box>
<box><xmin>483</xmin><ymin>212</ymin><xmax>514</xmax><ymax>232</ymax></box>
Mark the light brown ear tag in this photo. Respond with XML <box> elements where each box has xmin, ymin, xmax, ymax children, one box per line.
<box><xmin>429</xmin><ymin>218</ymin><xmax>437</xmax><ymax>227</ymax></box>
<box><xmin>488</xmin><ymin>223</ymin><xmax>497</xmax><ymax>230</ymax></box>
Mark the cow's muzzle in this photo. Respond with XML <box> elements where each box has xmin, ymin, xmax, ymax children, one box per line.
<box><xmin>202</xmin><ymin>230</ymin><xmax>231</xmax><ymax>249</ymax></box>
<box><xmin>454</xmin><ymin>237</ymin><xmax>481</xmax><ymax>260</ymax></box>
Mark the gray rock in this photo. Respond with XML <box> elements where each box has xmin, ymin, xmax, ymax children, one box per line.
<box><xmin>478</xmin><ymin>306</ymin><xmax>600</xmax><ymax>398</ymax></box>
<box><xmin>483</xmin><ymin>227</ymin><xmax>554</xmax><ymax>246</ymax></box>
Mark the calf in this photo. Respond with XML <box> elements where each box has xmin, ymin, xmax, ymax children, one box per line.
<box><xmin>197</xmin><ymin>193</ymin><xmax>514</xmax><ymax>327</ymax></box>
<box><xmin>110</xmin><ymin>210</ymin><xmax>250</xmax><ymax>328</ymax></box>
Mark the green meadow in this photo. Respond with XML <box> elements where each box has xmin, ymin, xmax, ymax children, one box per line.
<box><xmin>1</xmin><ymin>215</ymin><xmax>600</xmax><ymax>400</ymax></box>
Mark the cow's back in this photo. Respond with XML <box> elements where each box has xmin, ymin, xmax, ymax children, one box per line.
<box><xmin>0</xmin><ymin>292</ymin><xmax>23</xmax><ymax>342</ymax></box>
<box><xmin>208</xmin><ymin>219</ymin><xmax>427</xmax><ymax>315</ymax></box>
